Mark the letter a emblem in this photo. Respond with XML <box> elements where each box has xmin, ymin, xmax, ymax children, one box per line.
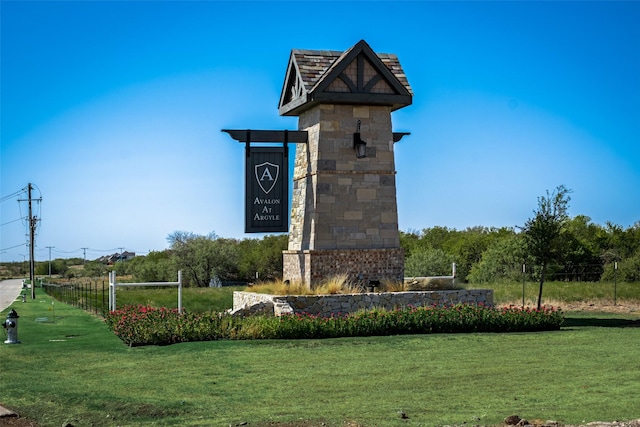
<box><xmin>255</xmin><ymin>162</ymin><xmax>279</xmax><ymax>194</ymax></box>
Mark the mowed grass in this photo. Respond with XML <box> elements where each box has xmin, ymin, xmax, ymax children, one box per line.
<box><xmin>113</xmin><ymin>285</ymin><xmax>242</xmax><ymax>313</ymax></box>
<box><xmin>112</xmin><ymin>281</ymin><xmax>640</xmax><ymax>313</ymax></box>
<box><xmin>2</xmin><ymin>290</ymin><xmax>640</xmax><ymax>427</ymax></box>
<box><xmin>468</xmin><ymin>280</ymin><xmax>640</xmax><ymax>306</ymax></box>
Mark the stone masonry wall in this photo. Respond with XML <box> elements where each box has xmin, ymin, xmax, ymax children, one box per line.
<box><xmin>288</xmin><ymin>104</ymin><xmax>399</xmax><ymax>251</ymax></box>
<box><xmin>283</xmin><ymin>247</ymin><xmax>404</xmax><ymax>287</ymax></box>
<box><xmin>285</xmin><ymin>103</ymin><xmax>404</xmax><ymax>286</ymax></box>
<box><xmin>233</xmin><ymin>289</ymin><xmax>494</xmax><ymax>317</ymax></box>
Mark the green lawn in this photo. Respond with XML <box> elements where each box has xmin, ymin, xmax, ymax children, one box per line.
<box><xmin>105</xmin><ymin>280</ymin><xmax>640</xmax><ymax>313</ymax></box>
<box><xmin>113</xmin><ymin>285</ymin><xmax>241</xmax><ymax>313</ymax></box>
<box><xmin>41</xmin><ymin>279</ymin><xmax>640</xmax><ymax>315</ymax></box>
<box><xmin>468</xmin><ymin>280</ymin><xmax>640</xmax><ymax>306</ymax></box>
<box><xmin>2</xmin><ymin>292</ymin><xmax>639</xmax><ymax>427</ymax></box>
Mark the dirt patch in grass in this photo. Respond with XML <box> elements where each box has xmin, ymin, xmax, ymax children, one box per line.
<box><xmin>248</xmin><ymin>420</ymin><xmax>640</xmax><ymax>427</ymax></box>
<box><xmin>0</xmin><ymin>413</ymin><xmax>39</xmax><ymax>427</ymax></box>
<box><xmin>247</xmin><ymin>419</ymin><xmax>640</xmax><ymax>427</ymax></box>
<box><xmin>556</xmin><ymin>301</ymin><xmax>640</xmax><ymax>316</ymax></box>
<box><xmin>501</xmin><ymin>300</ymin><xmax>640</xmax><ymax>316</ymax></box>
<box><xmin>2</xmin><ymin>406</ymin><xmax>639</xmax><ymax>427</ymax></box>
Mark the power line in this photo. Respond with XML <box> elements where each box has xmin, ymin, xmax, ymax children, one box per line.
<box><xmin>86</xmin><ymin>248</ymin><xmax>120</xmax><ymax>253</ymax></box>
<box><xmin>52</xmin><ymin>248</ymin><xmax>84</xmax><ymax>254</ymax></box>
<box><xmin>0</xmin><ymin>188</ymin><xmax>27</xmax><ymax>203</ymax></box>
<box><xmin>0</xmin><ymin>243</ymin><xmax>26</xmax><ymax>252</ymax></box>
<box><xmin>0</xmin><ymin>217</ymin><xmax>26</xmax><ymax>227</ymax></box>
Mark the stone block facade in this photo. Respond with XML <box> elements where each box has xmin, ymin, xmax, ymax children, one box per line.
<box><xmin>288</xmin><ymin>104</ymin><xmax>399</xmax><ymax>251</ymax></box>
<box><xmin>285</xmin><ymin>104</ymin><xmax>404</xmax><ymax>286</ymax></box>
<box><xmin>233</xmin><ymin>290</ymin><xmax>494</xmax><ymax>318</ymax></box>
<box><xmin>283</xmin><ymin>247</ymin><xmax>404</xmax><ymax>287</ymax></box>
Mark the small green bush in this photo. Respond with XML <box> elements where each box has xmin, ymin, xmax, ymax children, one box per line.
<box><xmin>105</xmin><ymin>304</ymin><xmax>564</xmax><ymax>346</ymax></box>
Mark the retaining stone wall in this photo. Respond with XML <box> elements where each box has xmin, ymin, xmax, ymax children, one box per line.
<box><xmin>233</xmin><ymin>289</ymin><xmax>493</xmax><ymax>317</ymax></box>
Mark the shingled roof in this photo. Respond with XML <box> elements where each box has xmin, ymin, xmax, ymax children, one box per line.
<box><xmin>279</xmin><ymin>40</ymin><xmax>413</xmax><ymax>116</ymax></box>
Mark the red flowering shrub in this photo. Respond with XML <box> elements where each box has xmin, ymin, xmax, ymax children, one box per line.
<box><xmin>104</xmin><ymin>304</ymin><xmax>564</xmax><ymax>346</ymax></box>
<box><xmin>104</xmin><ymin>305</ymin><xmax>230</xmax><ymax>346</ymax></box>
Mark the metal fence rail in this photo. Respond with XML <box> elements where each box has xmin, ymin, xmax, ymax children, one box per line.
<box><xmin>109</xmin><ymin>271</ymin><xmax>182</xmax><ymax>313</ymax></box>
<box><xmin>42</xmin><ymin>280</ymin><xmax>107</xmax><ymax>315</ymax></box>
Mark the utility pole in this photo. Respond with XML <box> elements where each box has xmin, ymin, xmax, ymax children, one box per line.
<box><xmin>46</xmin><ymin>246</ymin><xmax>54</xmax><ymax>276</ymax></box>
<box><xmin>18</xmin><ymin>183</ymin><xmax>42</xmax><ymax>298</ymax></box>
<box><xmin>27</xmin><ymin>183</ymin><xmax>37</xmax><ymax>299</ymax></box>
<box><xmin>81</xmin><ymin>247</ymin><xmax>88</xmax><ymax>264</ymax></box>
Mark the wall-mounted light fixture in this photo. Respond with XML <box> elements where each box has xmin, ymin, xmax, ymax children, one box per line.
<box><xmin>353</xmin><ymin>120</ymin><xmax>367</xmax><ymax>159</ymax></box>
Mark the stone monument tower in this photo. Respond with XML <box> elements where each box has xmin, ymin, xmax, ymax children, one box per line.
<box><xmin>279</xmin><ymin>40</ymin><xmax>413</xmax><ymax>287</ymax></box>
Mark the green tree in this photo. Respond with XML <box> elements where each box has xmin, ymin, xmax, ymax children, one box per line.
<box><xmin>521</xmin><ymin>185</ymin><xmax>572</xmax><ymax>309</ymax></box>
<box><xmin>599</xmin><ymin>221</ymin><xmax>640</xmax><ymax>268</ymax></box>
<box><xmin>405</xmin><ymin>248</ymin><xmax>455</xmax><ymax>277</ymax></box>
<box><xmin>448</xmin><ymin>226</ymin><xmax>515</xmax><ymax>281</ymax></box>
<box><xmin>168</xmin><ymin>231</ymin><xmax>240</xmax><ymax>287</ymax></box>
<box><xmin>82</xmin><ymin>260</ymin><xmax>108</xmax><ymax>278</ymax></box>
<box><xmin>237</xmin><ymin>234</ymin><xmax>288</xmax><ymax>281</ymax></box>
<box><xmin>601</xmin><ymin>249</ymin><xmax>640</xmax><ymax>282</ymax></box>
<box><xmin>129</xmin><ymin>250</ymin><xmax>176</xmax><ymax>282</ymax></box>
<box><xmin>399</xmin><ymin>230</ymin><xmax>422</xmax><ymax>259</ymax></box>
<box><xmin>419</xmin><ymin>226</ymin><xmax>455</xmax><ymax>252</ymax></box>
<box><xmin>112</xmin><ymin>259</ymin><xmax>130</xmax><ymax>276</ymax></box>
<box><xmin>620</xmin><ymin>250</ymin><xmax>640</xmax><ymax>282</ymax></box>
<box><xmin>468</xmin><ymin>234</ymin><xmax>528</xmax><ymax>283</ymax></box>
<box><xmin>35</xmin><ymin>258</ymin><xmax>69</xmax><ymax>276</ymax></box>
<box><xmin>403</xmin><ymin>226</ymin><xmax>516</xmax><ymax>281</ymax></box>
<box><xmin>66</xmin><ymin>257</ymin><xmax>85</xmax><ymax>266</ymax></box>
<box><xmin>557</xmin><ymin>230</ymin><xmax>603</xmax><ymax>282</ymax></box>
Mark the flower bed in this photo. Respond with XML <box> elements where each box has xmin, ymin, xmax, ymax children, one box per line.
<box><xmin>103</xmin><ymin>305</ymin><xmax>228</xmax><ymax>346</ymax></box>
<box><xmin>105</xmin><ymin>304</ymin><xmax>564</xmax><ymax>346</ymax></box>
<box><xmin>233</xmin><ymin>289</ymin><xmax>494</xmax><ymax>317</ymax></box>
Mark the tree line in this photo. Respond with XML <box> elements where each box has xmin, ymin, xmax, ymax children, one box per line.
<box><xmin>6</xmin><ymin>187</ymin><xmax>638</xmax><ymax>290</ymax></box>
<box><xmin>404</xmin><ymin>192</ymin><xmax>639</xmax><ymax>286</ymax></box>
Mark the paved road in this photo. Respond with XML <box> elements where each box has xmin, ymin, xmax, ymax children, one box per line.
<box><xmin>0</xmin><ymin>279</ymin><xmax>24</xmax><ymax>313</ymax></box>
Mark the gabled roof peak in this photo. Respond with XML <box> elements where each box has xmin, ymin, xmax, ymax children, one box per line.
<box><xmin>279</xmin><ymin>40</ymin><xmax>412</xmax><ymax>116</ymax></box>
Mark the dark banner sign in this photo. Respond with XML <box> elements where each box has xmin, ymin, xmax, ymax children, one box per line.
<box><xmin>245</xmin><ymin>147</ymin><xmax>288</xmax><ymax>233</ymax></box>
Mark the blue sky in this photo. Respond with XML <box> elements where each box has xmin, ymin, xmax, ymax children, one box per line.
<box><xmin>1</xmin><ymin>1</ymin><xmax>639</xmax><ymax>262</ymax></box>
